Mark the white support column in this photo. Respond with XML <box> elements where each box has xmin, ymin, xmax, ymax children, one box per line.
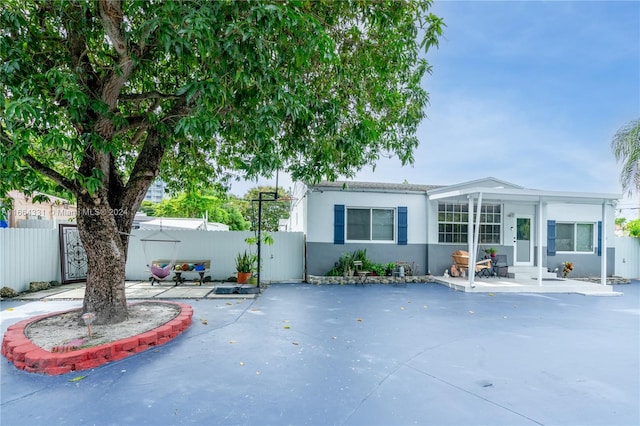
<box><xmin>537</xmin><ymin>199</ymin><xmax>544</xmax><ymax>286</ymax></box>
<box><xmin>601</xmin><ymin>202</ymin><xmax>608</xmax><ymax>286</ymax></box>
<box><xmin>467</xmin><ymin>196</ymin><xmax>474</xmax><ymax>288</ymax></box>
<box><xmin>469</xmin><ymin>193</ymin><xmax>483</xmax><ymax>289</ymax></box>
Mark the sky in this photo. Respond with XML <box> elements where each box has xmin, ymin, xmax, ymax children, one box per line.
<box><xmin>229</xmin><ymin>0</ymin><xmax>640</xmax><ymax>217</ymax></box>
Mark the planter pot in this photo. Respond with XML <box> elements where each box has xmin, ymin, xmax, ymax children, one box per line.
<box><xmin>247</xmin><ymin>276</ymin><xmax>258</xmax><ymax>285</ymax></box>
<box><xmin>237</xmin><ymin>272</ymin><xmax>252</xmax><ymax>284</ymax></box>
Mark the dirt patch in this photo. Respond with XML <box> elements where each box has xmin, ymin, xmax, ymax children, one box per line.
<box><xmin>25</xmin><ymin>302</ymin><xmax>180</xmax><ymax>352</ymax></box>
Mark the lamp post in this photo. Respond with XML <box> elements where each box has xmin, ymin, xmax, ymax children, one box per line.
<box><xmin>255</xmin><ymin>190</ymin><xmax>278</xmax><ymax>290</ymax></box>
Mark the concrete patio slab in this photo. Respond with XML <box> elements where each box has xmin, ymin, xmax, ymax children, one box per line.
<box><xmin>16</xmin><ymin>283</ymin><xmax>86</xmax><ymax>300</ymax></box>
<box><xmin>152</xmin><ymin>286</ymin><xmax>214</xmax><ymax>299</ymax></box>
<box><xmin>42</xmin><ymin>287</ymin><xmax>86</xmax><ymax>300</ymax></box>
<box><xmin>1</xmin><ymin>281</ymin><xmax>638</xmax><ymax>425</ymax></box>
<box><xmin>123</xmin><ymin>286</ymin><xmax>171</xmax><ymax>298</ymax></box>
<box><xmin>434</xmin><ymin>276</ymin><xmax>623</xmax><ymax>295</ymax></box>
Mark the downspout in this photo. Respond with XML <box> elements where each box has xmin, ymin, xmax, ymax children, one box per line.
<box><xmin>601</xmin><ymin>202</ymin><xmax>607</xmax><ymax>286</ymax></box>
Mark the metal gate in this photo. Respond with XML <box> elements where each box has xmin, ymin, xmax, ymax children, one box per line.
<box><xmin>58</xmin><ymin>224</ymin><xmax>88</xmax><ymax>283</ymax></box>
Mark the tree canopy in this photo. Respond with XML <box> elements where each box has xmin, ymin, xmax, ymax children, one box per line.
<box><xmin>144</xmin><ymin>191</ymin><xmax>251</xmax><ymax>230</ymax></box>
<box><xmin>1</xmin><ymin>0</ymin><xmax>443</xmax><ymax>200</ymax></box>
<box><xmin>0</xmin><ymin>0</ymin><xmax>443</xmax><ymax>323</ymax></box>
<box><xmin>242</xmin><ymin>186</ymin><xmax>292</xmax><ymax>232</ymax></box>
<box><xmin>611</xmin><ymin>118</ymin><xmax>640</xmax><ymax>197</ymax></box>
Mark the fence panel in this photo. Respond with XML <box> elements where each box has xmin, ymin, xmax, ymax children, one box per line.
<box><xmin>125</xmin><ymin>230</ymin><xmax>304</xmax><ymax>282</ymax></box>
<box><xmin>0</xmin><ymin>228</ymin><xmax>61</xmax><ymax>292</ymax></box>
<box><xmin>614</xmin><ymin>236</ymin><xmax>640</xmax><ymax>279</ymax></box>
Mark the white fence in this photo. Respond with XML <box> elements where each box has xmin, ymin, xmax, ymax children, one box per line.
<box><xmin>0</xmin><ymin>228</ymin><xmax>305</xmax><ymax>292</ymax></box>
<box><xmin>0</xmin><ymin>228</ymin><xmax>61</xmax><ymax>292</ymax></box>
<box><xmin>614</xmin><ymin>236</ymin><xmax>640</xmax><ymax>279</ymax></box>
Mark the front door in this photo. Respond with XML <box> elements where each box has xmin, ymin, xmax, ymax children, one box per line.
<box><xmin>515</xmin><ymin>216</ymin><xmax>533</xmax><ymax>265</ymax></box>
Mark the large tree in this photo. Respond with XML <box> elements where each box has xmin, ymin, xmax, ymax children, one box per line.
<box><xmin>611</xmin><ymin>118</ymin><xmax>640</xmax><ymax>196</ymax></box>
<box><xmin>0</xmin><ymin>0</ymin><xmax>443</xmax><ymax>324</ymax></box>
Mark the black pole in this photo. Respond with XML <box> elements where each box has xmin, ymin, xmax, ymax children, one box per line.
<box><xmin>255</xmin><ymin>190</ymin><xmax>278</xmax><ymax>290</ymax></box>
<box><xmin>257</xmin><ymin>192</ymin><xmax>263</xmax><ymax>290</ymax></box>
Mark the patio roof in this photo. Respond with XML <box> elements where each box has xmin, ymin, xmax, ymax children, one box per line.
<box><xmin>309</xmin><ymin>180</ymin><xmax>443</xmax><ymax>193</ymax></box>
<box><xmin>428</xmin><ymin>186</ymin><xmax>620</xmax><ymax>205</ymax></box>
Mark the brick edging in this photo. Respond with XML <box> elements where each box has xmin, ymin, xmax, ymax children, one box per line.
<box><xmin>1</xmin><ymin>301</ymin><xmax>193</xmax><ymax>375</ymax></box>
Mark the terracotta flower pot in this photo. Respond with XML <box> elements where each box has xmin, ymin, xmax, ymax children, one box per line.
<box><xmin>237</xmin><ymin>272</ymin><xmax>252</xmax><ymax>284</ymax></box>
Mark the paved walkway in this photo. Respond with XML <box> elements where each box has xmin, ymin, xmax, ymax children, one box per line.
<box><xmin>12</xmin><ymin>280</ymin><xmax>260</xmax><ymax>301</ymax></box>
<box><xmin>1</xmin><ymin>281</ymin><xmax>639</xmax><ymax>425</ymax></box>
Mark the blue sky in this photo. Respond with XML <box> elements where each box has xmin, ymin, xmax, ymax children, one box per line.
<box><xmin>231</xmin><ymin>1</ymin><xmax>640</xmax><ymax>215</ymax></box>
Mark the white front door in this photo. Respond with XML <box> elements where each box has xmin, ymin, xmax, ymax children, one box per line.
<box><xmin>515</xmin><ymin>216</ymin><xmax>533</xmax><ymax>265</ymax></box>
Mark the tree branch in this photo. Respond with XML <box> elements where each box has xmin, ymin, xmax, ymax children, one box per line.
<box><xmin>119</xmin><ymin>91</ymin><xmax>182</xmax><ymax>103</ymax></box>
<box><xmin>112</xmin><ymin>115</ymin><xmax>149</xmax><ymax>138</ymax></box>
<box><xmin>66</xmin><ymin>2</ymin><xmax>102</xmax><ymax>99</ymax></box>
<box><xmin>23</xmin><ymin>153</ymin><xmax>81</xmax><ymax>195</ymax></box>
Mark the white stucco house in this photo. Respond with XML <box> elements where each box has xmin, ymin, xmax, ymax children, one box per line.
<box><xmin>288</xmin><ymin>177</ymin><xmax>619</xmax><ymax>285</ymax></box>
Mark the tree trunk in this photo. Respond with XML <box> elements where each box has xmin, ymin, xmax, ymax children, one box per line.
<box><xmin>77</xmin><ymin>196</ymin><xmax>129</xmax><ymax>325</ymax></box>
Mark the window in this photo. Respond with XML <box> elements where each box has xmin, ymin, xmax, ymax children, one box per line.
<box><xmin>556</xmin><ymin>223</ymin><xmax>594</xmax><ymax>252</ymax></box>
<box><xmin>438</xmin><ymin>203</ymin><xmax>501</xmax><ymax>244</ymax></box>
<box><xmin>346</xmin><ymin>208</ymin><xmax>394</xmax><ymax>241</ymax></box>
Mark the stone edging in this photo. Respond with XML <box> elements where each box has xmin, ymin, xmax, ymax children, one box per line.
<box><xmin>306</xmin><ymin>275</ymin><xmax>435</xmax><ymax>285</ymax></box>
<box><xmin>1</xmin><ymin>301</ymin><xmax>193</xmax><ymax>375</ymax></box>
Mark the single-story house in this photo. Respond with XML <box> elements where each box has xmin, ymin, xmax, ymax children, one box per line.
<box><xmin>288</xmin><ymin>177</ymin><xmax>619</xmax><ymax>285</ymax></box>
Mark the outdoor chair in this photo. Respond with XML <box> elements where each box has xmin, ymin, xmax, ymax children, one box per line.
<box><xmin>451</xmin><ymin>250</ymin><xmax>492</xmax><ymax>277</ymax></box>
<box><xmin>494</xmin><ymin>254</ymin><xmax>509</xmax><ymax>278</ymax></box>
<box><xmin>353</xmin><ymin>261</ymin><xmax>370</xmax><ymax>286</ymax></box>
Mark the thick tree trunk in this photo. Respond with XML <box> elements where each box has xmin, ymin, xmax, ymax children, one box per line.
<box><xmin>77</xmin><ymin>196</ymin><xmax>129</xmax><ymax>324</ymax></box>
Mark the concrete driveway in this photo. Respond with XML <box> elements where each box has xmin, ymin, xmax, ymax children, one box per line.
<box><xmin>1</xmin><ymin>281</ymin><xmax>639</xmax><ymax>426</ymax></box>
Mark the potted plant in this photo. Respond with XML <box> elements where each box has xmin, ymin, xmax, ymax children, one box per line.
<box><xmin>385</xmin><ymin>262</ymin><xmax>396</xmax><ymax>276</ymax></box>
<box><xmin>338</xmin><ymin>252</ymin><xmax>354</xmax><ymax>277</ymax></box>
<box><xmin>484</xmin><ymin>247</ymin><xmax>497</xmax><ymax>258</ymax></box>
<box><xmin>235</xmin><ymin>250</ymin><xmax>256</xmax><ymax>284</ymax></box>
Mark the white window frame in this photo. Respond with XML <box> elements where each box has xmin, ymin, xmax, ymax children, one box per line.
<box><xmin>437</xmin><ymin>202</ymin><xmax>501</xmax><ymax>244</ymax></box>
<box><xmin>346</xmin><ymin>207</ymin><xmax>395</xmax><ymax>243</ymax></box>
<box><xmin>556</xmin><ymin>222</ymin><xmax>595</xmax><ymax>253</ymax></box>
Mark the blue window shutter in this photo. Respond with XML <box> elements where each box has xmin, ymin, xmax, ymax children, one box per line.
<box><xmin>597</xmin><ymin>221</ymin><xmax>602</xmax><ymax>256</ymax></box>
<box><xmin>334</xmin><ymin>205</ymin><xmax>345</xmax><ymax>244</ymax></box>
<box><xmin>547</xmin><ymin>220</ymin><xmax>556</xmax><ymax>256</ymax></box>
<box><xmin>397</xmin><ymin>207</ymin><xmax>408</xmax><ymax>245</ymax></box>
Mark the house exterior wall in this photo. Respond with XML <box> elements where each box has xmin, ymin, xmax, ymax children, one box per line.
<box><xmin>305</xmin><ymin>190</ymin><xmax>427</xmax><ymax>243</ymax></box>
<box><xmin>7</xmin><ymin>191</ymin><xmax>77</xmax><ymax>228</ymax></box>
<box><xmin>288</xmin><ymin>183</ymin><xmax>308</xmax><ymax>234</ymax></box>
<box><xmin>306</xmin><ymin>242</ymin><xmax>427</xmax><ymax>276</ymax></box>
<box><xmin>303</xmin><ymin>188</ymin><xmax>428</xmax><ymax>276</ymax></box>
<box><xmin>545</xmin><ymin>203</ymin><xmax>616</xmax><ymax>277</ymax></box>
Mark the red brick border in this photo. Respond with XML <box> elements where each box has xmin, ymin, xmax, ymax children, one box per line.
<box><xmin>2</xmin><ymin>301</ymin><xmax>193</xmax><ymax>375</ymax></box>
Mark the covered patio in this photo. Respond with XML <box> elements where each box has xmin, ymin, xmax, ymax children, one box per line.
<box><xmin>433</xmin><ymin>275</ymin><xmax>622</xmax><ymax>296</ymax></box>
<box><xmin>428</xmin><ymin>180</ymin><xmax>619</xmax><ymax>289</ymax></box>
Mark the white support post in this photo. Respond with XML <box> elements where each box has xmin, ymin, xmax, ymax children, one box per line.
<box><xmin>601</xmin><ymin>202</ymin><xmax>607</xmax><ymax>286</ymax></box>
<box><xmin>537</xmin><ymin>200</ymin><xmax>543</xmax><ymax>287</ymax></box>
<box><xmin>471</xmin><ymin>193</ymin><xmax>483</xmax><ymax>288</ymax></box>
<box><xmin>468</xmin><ymin>196</ymin><xmax>474</xmax><ymax>288</ymax></box>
